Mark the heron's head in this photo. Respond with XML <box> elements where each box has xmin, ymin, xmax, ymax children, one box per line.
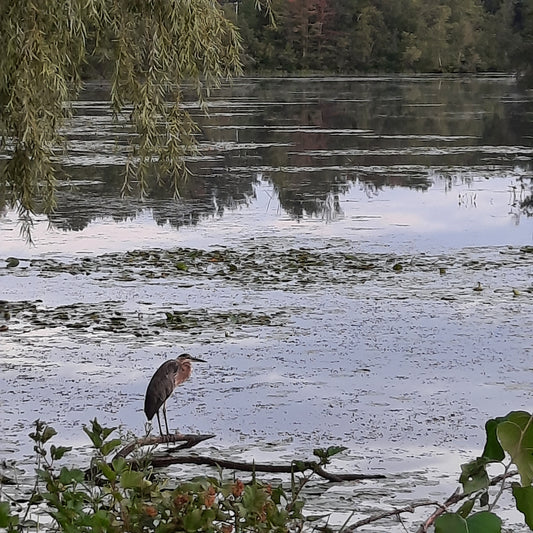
<box><xmin>177</xmin><ymin>353</ymin><xmax>206</xmax><ymax>364</ymax></box>
<box><xmin>174</xmin><ymin>353</ymin><xmax>205</xmax><ymax>386</ymax></box>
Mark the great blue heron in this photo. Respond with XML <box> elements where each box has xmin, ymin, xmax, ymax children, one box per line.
<box><xmin>144</xmin><ymin>353</ymin><xmax>205</xmax><ymax>436</ymax></box>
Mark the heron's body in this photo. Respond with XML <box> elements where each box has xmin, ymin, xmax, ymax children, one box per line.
<box><xmin>144</xmin><ymin>353</ymin><xmax>205</xmax><ymax>435</ymax></box>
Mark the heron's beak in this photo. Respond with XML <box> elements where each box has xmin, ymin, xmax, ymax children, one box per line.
<box><xmin>190</xmin><ymin>356</ymin><xmax>206</xmax><ymax>363</ymax></box>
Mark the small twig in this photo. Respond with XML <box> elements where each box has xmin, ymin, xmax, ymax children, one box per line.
<box><xmin>416</xmin><ymin>469</ymin><xmax>519</xmax><ymax>533</ymax></box>
<box><xmin>342</xmin><ymin>501</ymin><xmax>442</xmax><ymax>532</ymax></box>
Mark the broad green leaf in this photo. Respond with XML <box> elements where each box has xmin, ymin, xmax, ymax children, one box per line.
<box><xmin>97</xmin><ymin>460</ymin><xmax>117</xmax><ymax>482</ymax></box>
<box><xmin>100</xmin><ymin>426</ymin><xmax>118</xmax><ymax>442</ymax></box>
<box><xmin>242</xmin><ymin>484</ymin><xmax>268</xmax><ymax>513</ymax></box>
<box><xmin>466</xmin><ymin>511</ymin><xmax>501</xmax><ymax>533</ymax></box>
<box><xmin>0</xmin><ymin>501</ymin><xmax>18</xmax><ymax>527</ymax></box>
<box><xmin>41</xmin><ymin>426</ymin><xmax>57</xmax><ymax>444</ymax></box>
<box><xmin>512</xmin><ymin>484</ymin><xmax>533</xmax><ymax>529</ymax></box>
<box><xmin>182</xmin><ymin>508</ymin><xmax>204</xmax><ymax>532</ymax></box>
<box><xmin>496</xmin><ymin>411</ymin><xmax>533</xmax><ymax>486</ymax></box>
<box><xmin>459</xmin><ymin>457</ymin><xmax>490</xmax><ymax>494</ymax></box>
<box><xmin>58</xmin><ymin>467</ymin><xmax>85</xmax><ymax>485</ymax></box>
<box><xmin>101</xmin><ymin>438</ymin><xmax>123</xmax><ymax>456</ymax></box>
<box><xmin>313</xmin><ymin>448</ymin><xmax>327</xmax><ymax>461</ymax></box>
<box><xmin>83</xmin><ymin>424</ymin><xmax>102</xmax><ymax>448</ymax></box>
<box><xmin>435</xmin><ymin>512</ymin><xmax>468</xmax><ymax>533</ymax></box>
<box><xmin>482</xmin><ymin>417</ymin><xmax>506</xmax><ymax>462</ymax></box>
<box><xmin>325</xmin><ymin>445</ymin><xmax>348</xmax><ymax>457</ymax></box>
<box><xmin>120</xmin><ymin>470</ymin><xmax>146</xmax><ymax>489</ymax></box>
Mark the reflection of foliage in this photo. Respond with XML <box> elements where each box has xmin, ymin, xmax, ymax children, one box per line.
<box><xmin>2</xmin><ymin>77</ymin><xmax>533</xmax><ymax>233</ymax></box>
<box><xmin>518</xmin><ymin>174</ymin><xmax>533</xmax><ymax>217</ymax></box>
<box><xmin>47</xmin><ymin>164</ymin><xmax>259</xmax><ymax>232</ymax></box>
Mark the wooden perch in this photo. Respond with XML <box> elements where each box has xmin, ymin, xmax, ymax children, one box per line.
<box><xmin>114</xmin><ymin>433</ymin><xmax>215</xmax><ymax>460</ymax></box>
<box><xmin>115</xmin><ymin>433</ymin><xmax>385</xmax><ymax>482</ymax></box>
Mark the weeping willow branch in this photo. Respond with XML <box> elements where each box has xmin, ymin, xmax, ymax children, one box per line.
<box><xmin>0</xmin><ymin>0</ymin><xmax>244</xmax><ymax>232</ymax></box>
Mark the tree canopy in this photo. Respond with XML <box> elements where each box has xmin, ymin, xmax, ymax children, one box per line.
<box><xmin>229</xmin><ymin>0</ymin><xmax>532</xmax><ymax>75</ymax></box>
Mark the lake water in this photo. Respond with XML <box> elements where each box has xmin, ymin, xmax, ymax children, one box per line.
<box><xmin>1</xmin><ymin>75</ymin><xmax>532</xmax><ymax>531</ymax></box>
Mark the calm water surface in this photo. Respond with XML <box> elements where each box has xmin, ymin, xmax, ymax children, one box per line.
<box><xmin>1</xmin><ymin>76</ymin><xmax>532</xmax><ymax>531</ymax></box>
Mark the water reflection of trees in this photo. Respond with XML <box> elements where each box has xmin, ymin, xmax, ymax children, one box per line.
<box><xmin>48</xmin><ymin>163</ymin><xmax>259</xmax><ymax>232</ymax></box>
<box><xmin>2</xmin><ymin>77</ymin><xmax>533</xmax><ymax>231</ymax></box>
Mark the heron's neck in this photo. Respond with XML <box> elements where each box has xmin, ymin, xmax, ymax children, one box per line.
<box><xmin>175</xmin><ymin>361</ymin><xmax>192</xmax><ymax>386</ymax></box>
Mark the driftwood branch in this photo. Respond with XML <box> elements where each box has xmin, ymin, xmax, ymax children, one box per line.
<box><xmin>136</xmin><ymin>454</ymin><xmax>385</xmax><ymax>481</ymax></box>
<box><xmin>116</xmin><ymin>434</ymin><xmax>385</xmax><ymax>482</ymax></box>
<box><xmin>114</xmin><ymin>433</ymin><xmax>215</xmax><ymax>460</ymax></box>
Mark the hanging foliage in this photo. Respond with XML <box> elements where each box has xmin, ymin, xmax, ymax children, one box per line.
<box><xmin>0</xmin><ymin>0</ymin><xmax>244</xmax><ymax>228</ymax></box>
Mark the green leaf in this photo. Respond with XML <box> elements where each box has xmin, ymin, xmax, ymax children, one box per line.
<box><xmin>58</xmin><ymin>467</ymin><xmax>85</xmax><ymax>485</ymax></box>
<box><xmin>270</xmin><ymin>485</ymin><xmax>285</xmax><ymax>505</ymax></box>
<box><xmin>100</xmin><ymin>426</ymin><xmax>118</xmax><ymax>442</ymax></box>
<box><xmin>512</xmin><ymin>484</ymin><xmax>533</xmax><ymax>529</ymax></box>
<box><xmin>50</xmin><ymin>445</ymin><xmax>72</xmax><ymax>461</ymax></box>
<box><xmin>482</xmin><ymin>418</ymin><xmax>506</xmax><ymax>462</ymax></box>
<box><xmin>457</xmin><ymin>498</ymin><xmax>476</xmax><ymax>519</ymax></box>
<box><xmin>0</xmin><ymin>501</ymin><xmax>18</xmax><ymax>527</ymax></box>
<box><xmin>435</xmin><ymin>513</ymin><xmax>468</xmax><ymax>533</ymax></box>
<box><xmin>459</xmin><ymin>457</ymin><xmax>490</xmax><ymax>494</ymax></box>
<box><xmin>101</xmin><ymin>438</ymin><xmax>123</xmax><ymax>456</ymax></box>
<box><xmin>496</xmin><ymin>411</ymin><xmax>533</xmax><ymax>486</ymax></box>
<box><xmin>466</xmin><ymin>511</ymin><xmax>502</xmax><ymax>533</ymax></box>
<box><xmin>292</xmin><ymin>460</ymin><xmax>309</xmax><ymax>472</ymax></box>
<box><xmin>83</xmin><ymin>424</ymin><xmax>102</xmax><ymax>448</ymax></box>
<box><xmin>111</xmin><ymin>457</ymin><xmax>128</xmax><ymax>475</ymax></box>
<box><xmin>325</xmin><ymin>445</ymin><xmax>348</xmax><ymax>457</ymax></box>
<box><xmin>120</xmin><ymin>470</ymin><xmax>146</xmax><ymax>489</ymax></box>
<box><xmin>479</xmin><ymin>490</ymin><xmax>489</xmax><ymax>508</ymax></box>
<box><xmin>182</xmin><ymin>508</ymin><xmax>204</xmax><ymax>532</ymax></box>
<box><xmin>41</xmin><ymin>426</ymin><xmax>57</xmax><ymax>444</ymax></box>
<box><xmin>313</xmin><ymin>448</ymin><xmax>327</xmax><ymax>461</ymax></box>
<box><xmin>97</xmin><ymin>461</ymin><xmax>117</xmax><ymax>482</ymax></box>
<box><xmin>242</xmin><ymin>483</ymin><xmax>268</xmax><ymax>513</ymax></box>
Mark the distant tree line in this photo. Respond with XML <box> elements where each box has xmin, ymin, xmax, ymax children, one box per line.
<box><xmin>220</xmin><ymin>0</ymin><xmax>533</xmax><ymax>80</ymax></box>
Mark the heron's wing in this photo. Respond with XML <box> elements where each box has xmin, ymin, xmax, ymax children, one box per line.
<box><xmin>144</xmin><ymin>360</ymin><xmax>179</xmax><ymax>420</ymax></box>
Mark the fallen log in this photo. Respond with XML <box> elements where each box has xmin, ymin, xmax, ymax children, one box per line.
<box><xmin>114</xmin><ymin>433</ymin><xmax>215</xmax><ymax>459</ymax></box>
<box><xmin>143</xmin><ymin>454</ymin><xmax>385</xmax><ymax>482</ymax></box>
<box><xmin>115</xmin><ymin>434</ymin><xmax>385</xmax><ymax>482</ymax></box>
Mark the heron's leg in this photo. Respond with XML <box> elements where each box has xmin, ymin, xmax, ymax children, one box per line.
<box><xmin>155</xmin><ymin>410</ymin><xmax>163</xmax><ymax>437</ymax></box>
<box><xmin>162</xmin><ymin>401</ymin><xmax>170</xmax><ymax>435</ymax></box>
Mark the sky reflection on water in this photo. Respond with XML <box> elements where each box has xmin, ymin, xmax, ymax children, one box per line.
<box><xmin>1</xmin><ymin>170</ymin><xmax>531</xmax><ymax>258</ymax></box>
